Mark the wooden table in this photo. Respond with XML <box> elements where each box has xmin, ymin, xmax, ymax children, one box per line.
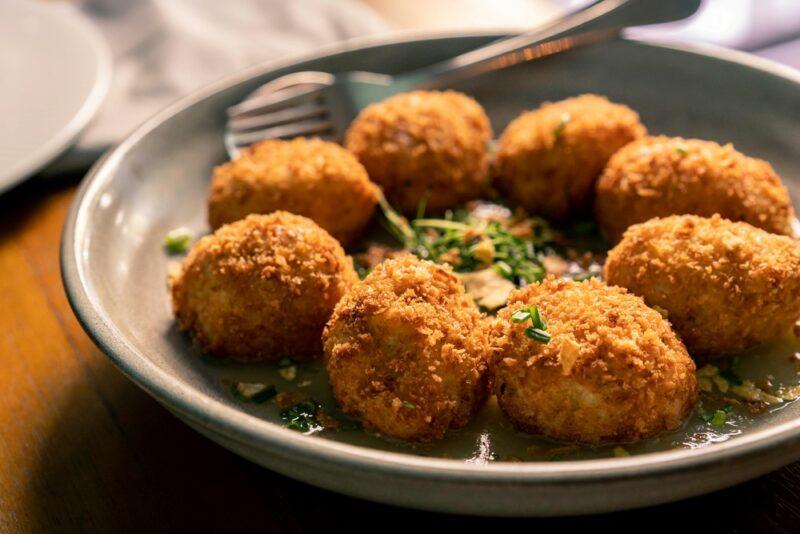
<box><xmin>1</xmin><ymin>174</ymin><xmax>799</xmax><ymax>532</ymax></box>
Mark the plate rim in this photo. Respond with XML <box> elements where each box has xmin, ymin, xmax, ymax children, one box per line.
<box><xmin>0</xmin><ymin>0</ymin><xmax>112</xmax><ymax>193</ymax></box>
<box><xmin>61</xmin><ymin>32</ymin><xmax>800</xmax><ymax>485</ymax></box>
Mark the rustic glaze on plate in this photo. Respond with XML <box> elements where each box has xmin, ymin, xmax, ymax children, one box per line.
<box><xmin>62</xmin><ymin>34</ymin><xmax>800</xmax><ymax>516</ymax></box>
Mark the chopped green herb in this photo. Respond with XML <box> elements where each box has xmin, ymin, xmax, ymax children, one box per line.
<box><xmin>511</xmin><ymin>308</ymin><xmax>531</xmax><ymax>323</ymax></box>
<box><xmin>277</xmin><ymin>357</ymin><xmax>293</xmax><ymax>368</ymax></box>
<box><xmin>164</xmin><ymin>227</ymin><xmax>193</xmax><ymax>254</ymax></box>
<box><xmin>524</xmin><ymin>327</ymin><xmax>551</xmax><ymax>344</ymax></box>
<box><xmin>230</xmin><ymin>382</ymin><xmax>277</xmax><ymax>403</ymax></box>
<box><xmin>674</xmin><ymin>146</ymin><xmax>688</xmax><ymax>155</ymax></box>
<box><xmin>701</xmin><ymin>405</ymin><xmax>732</xmax><ymax>427</ymax></box>
<box><xmin>378</xmin><ymin>196</ymin><xmax>552</xmax><ymax>287</ymax></box>
<box><xmin>495</xmin><ymin>261</ymin><xmax>513</xmax><ymax>278</ymax></box>
<box><xmin>552</xmin><ymin>112</ymin><xmax>571</xmax><ymax>140</ymax></box>
<box><xmin>572</xmin><ymin>272</ymin><xmax>598</xmax><ymax>282</ymax></box>
<box><xmin>353</xmin><ymin>257</ymin><xmax>371</xmax><ymax>280</ymax></box>
<box><xmin>530</xmin><ymin>306</ymin><xmax>547</xmax><ymax>330</ymax></box>
<box><xmin>280</xmin><ymin>399</ymin><xmax>322</xmax><ymax>433</ymax></box>
<box><xmin>512</xmin><ymin>306</ymin><xmax>551</xmax><ymax>344</ymax></box>
<box><xmin>402</xmin><ymin>401</ymin><xmax>415</xmax><ymax>410</ymax></box>
<box><xmin>415</xmin><ymin>193</ymin><xmax>430</xmax><ymax>220</ymax></box>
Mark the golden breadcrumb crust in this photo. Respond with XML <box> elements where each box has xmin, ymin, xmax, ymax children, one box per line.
<box><xmin>323</xmin><ymin>256</ymin><xmax>492</xmax><ymax>442</ymax></box>
<box><xmin>492</xmin><ymin>277</ymin><xmax>697</xmax><ymax>444</ymax></box>
<box><xmin>595</xmin><ymin>136</ymin><xmax>794</xmax><ymax>243</ymax></box>
<box><xmin>208</xmin><ymin>137</ymin><xmax>379</xmax><ymax>245</ymax></box>
<box><xmin>495</xmin><ymin>94</ymin><xmax>645</xmax><ymax>221</ymax></box>
<box><xmin>345</xmin><ymin>90</ymin><xmax>492</xmax><ymax>214</ymax></box>
<box><xmin>604</xmin><ymin>214</ymin><xmax>800</xmax><ymax>357</ymax></box>
<box><xmin>170</xmin><ymin>212</ymin><xmax>357</xmax><ymax>360</ymax></box>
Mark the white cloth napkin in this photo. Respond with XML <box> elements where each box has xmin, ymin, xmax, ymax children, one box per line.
<box><xmin>54</xmin><ymin>0</ymin><xmax>388</xmax><ymax>171</ymax></box>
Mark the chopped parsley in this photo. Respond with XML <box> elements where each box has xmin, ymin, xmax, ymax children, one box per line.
<box><xmin>280</xmin><ymin>399</ymin><xmax>322</xmax><ymax>433</ymax></box>
<box><xmin>230</xmin><ymin>382</ymin><xmax>277</xmax><ymax>403</ymax></box>
<box><xmin>552</xmin><ymin>112</ymin><xmax>571</xmax><ymax>140</ymax></box>
<box><xmin>164</xmin><ymin>227</ymin><xmax>193</xmax><ymax>254</ymax></box>
<box><xmin>402</xmin><ymin>401</ymin><xmax>415</xmax><ymax>410</ymax></box>
<box><xmin>378</xmin><ymin>194</ymin><xmax>551</xmax><ymax>286</ymax></box>
<box><xmin>512</xmin><ymin>305</ymin><xmax>551</xmax><ymax>344</ymax></box>
<box><xmin>674</xmin><ymin>146</ymin><xmax>688</xmax><ymax>155</ymax></box>
<box><xmin>701</xmin><ymin>405</ymin><xmax>733</xmax><ymax>427</ymax></box>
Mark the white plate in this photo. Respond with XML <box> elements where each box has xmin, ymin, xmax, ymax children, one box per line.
<box><xmin>0</xmin><ymin>0</ymin><xmax>111</xmax><ymax>193</ymax></box>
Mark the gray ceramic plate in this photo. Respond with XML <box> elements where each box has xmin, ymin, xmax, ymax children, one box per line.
<box><xmin>62</xmin><ymin>33</ymin><xmax>800</xmax><ymax>516</ymax></box>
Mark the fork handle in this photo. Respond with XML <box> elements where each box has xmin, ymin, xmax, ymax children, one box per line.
<box><xmin>399</xmin><ymin>0</ymin><xmax>701</xmax><ymax>90</ymax></box>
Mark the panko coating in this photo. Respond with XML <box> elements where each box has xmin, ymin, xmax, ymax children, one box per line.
<box><xmin>595</xmin><ymin>136</ymin><xmax>794</xmax><ymax>243</ymax></box>
<box><xmin>345</xmin><ymin>90</ymin><xmax>492</xmax><ymax>214</ymax></box>
<box><xmin>604</xmin><ymin>214</ymin><xmax>800</xmax><ymax>357</ymax></box>
<box><xmin>170</xmin><ymin>212</ymin><xmax>358</xmax><ymax>361</ymax></box>
<box><xmin>323</xmin><ymin>256</ymin><xmax>492</xmax><ymax>442</ymax></box>
<box><xmin>208</xmin><ymin>137</ymin><xmax>380</xmax><ymax>245</ymax></box>
<box><xmin>492</xmin><ymin>278</ymin><xmax>697</xmax><ymax>444</ymax></box>
<box><xmin>495</xmin><ymin>94</ymin><xmax>646</xmax><ymax>221</ymax></box>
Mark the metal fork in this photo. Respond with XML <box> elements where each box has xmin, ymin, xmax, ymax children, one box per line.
<box><xmin>224</xmin><ymin>0</ymin><xmax>701</xmax><ymax>157</ymax></box>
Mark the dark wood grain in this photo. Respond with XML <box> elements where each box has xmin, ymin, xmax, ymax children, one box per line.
<box><xmin>1</xmin><ymin>175</ymin><xmax>799</xmax><ymax>533</ymax></box>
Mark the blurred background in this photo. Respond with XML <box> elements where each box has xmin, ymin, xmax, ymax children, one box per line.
<box><xmin>1</xmin><ymin>0</ymin><xmax>799</xmax><ymax>190</ymax></box>
<box><xmin>2</xmin><ymin>2</ymin><xmax>800</xmax><ymax>531</ymax></box>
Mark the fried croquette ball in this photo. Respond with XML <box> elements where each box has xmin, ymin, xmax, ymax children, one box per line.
<box><xmin>495</xmin><ymin>94</ymin><xmax>645</xmax><ymax>220</ymax></box>
<box><xmin>170</xmin><ymin>212</ymin><xmax>358</xmax><ymax>361</ymax></box>
<box><xmin>323</xmin><ymin>256</ymin><xmax>492</xmax><ymax>442</ymax></box>
<box><xmin>492</xmin><ymin>278</ymin><xmax>697</xmax><ymax>444</ymax></box>
<box><xmin>208</xmin><ymin>137</ymin><xmax>379</xmax><ymax>245</ymax></box>
<box><xmin>595</xmin><ymin>136</ymin><xmax>794</xmax><ymax>243</ymax></box>
<box><xmin>345</xmin><ymin>90</ymin><xmax>492</xmax><ymax>214</ymax></box>
<box><xmin>604</xmin><ymin>214</ymin><xmax>800</xmax><ymax>357</ymax></box>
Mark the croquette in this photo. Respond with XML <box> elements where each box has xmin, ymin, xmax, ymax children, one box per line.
<box><xmin>345</xmin><ymin>90</ymin><xmax>492</xmax><ymax>214</ymax></box>
<box><xmin>495</xmin><ymin>94</ymin><xmax>646</xmax><ymax>221</ymax></box>
<box><xmin>208</xmin><ymin>137</ymin><xmax>379</xmax><ymax>245</ymax></box>
<box><xmin>595</xmin><ymin>136</ymin><xmax>794</xmax><ymax>242</ymax></box>
<box><xmin>492</xmin><ymin>278</ymin><xmax>697</xmax><ymax>444</ymax></box>
<box><xmin>170</xmin><ymin>212</ymin><xmax>358</xmax><ymax>360</ymax></box>
<box><xmin>604</xmin><ymin>214</ymin><xmax>800</xmax><ymax>357</ymax></box>
<box><xmin>323</xmin><ymin>256</ymin><xmax>492</xmax><ymax>442</ymax></box>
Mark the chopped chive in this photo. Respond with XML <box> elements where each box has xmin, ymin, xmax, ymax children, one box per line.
<box><xmin>495</xmin><ymin>261</ymin><xmax>513</xmax><ymax>278</ymax></box>
<box><xmin>377</xmin><ymin>197</ymin><xmax>553</xmax><ymax>292</ymax></box>
<box><xmin>530</xmin><ymin>306</ymin><xmax>547</xmax><ymax>330</ymax></box>
<box><xmin>524</xmin><ymin>326</ymin><xmax>551</xmax><ymax>344</ymax></box>
<box><xmin>416</xmin><ymin>193</ymin><xmax>429</xmax><ymax>220</ymax></box>
<box><xmin>552</xmin><ymin>112</ymin><xmax>571</xmax><ymax>140</ymax></box>
<box><xmin>402</xmin><ymin>401</ymin><xmax>415</xmax><ymax>410</ymax></box>
<box><xmin>164</xmin><ymin>227</ymin><xmax>193</xmax><ymax>254</ymax></box>
<box><xmin>511</xmin><ymin>309</ymin><xmax>531</xmax><ymax>323</ymax></box>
